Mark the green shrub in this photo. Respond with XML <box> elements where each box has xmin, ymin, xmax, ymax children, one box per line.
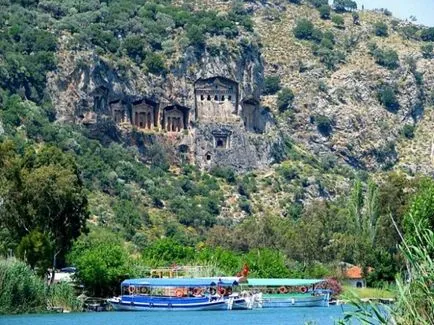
<box><xmin>277</xmin><ymin>87</ymin><xmax>295</xmax><ymax>112</ymax></box>
<box><xmin>123</xmin><ymin>35</ymin><xmax>146</xmax><ymax>62</ymax></box>
<box><xmin>332</xmin><ymin>15</ymin><xmax>345</xmax><ymax>28</ymax></box>
<box><xmin>278</xmin><ymin>162</ymin><xmax>298</xmax><ymax>181</ymax></box>
<box><xmin>238</xmin><ymin>174</ymin><xmax>257</xmax><ymax>198</ymax></box>
<box><xmin>318</xmin><ymin>81</ymin><xmax>329</xmax><ymax>92</ymax></box>
<box><xmin>186</xmin><ymin>25</ymin><xmax>206</xmax><ymax>49</ymax></box>
<box><xmin>421</xmin><ymin>27</ymin><xmax>434</xmax><ymax>41</ymax></box>
<box><xmin>421</xmin><ymin>44</ymin><xmax>433</xmax><ymax>59</ymax></box>
<box><xmin>293</xmin><ymin>19</ymin><xmax>315</xmax><ymax>40</ymax></box>
<box><xmin>399</xmin><ymin>25</ymin><xmax>420</xmax><ymax>40</ymax></box>
<box><xmin>315</xmin><ymin>115</ymin><xmax>333</xmax><ymax>136</ymax></box>
<box><xmin>371</xmin><ymin>45</ymin><xmax>399</xmax><ymax>69</ymax></box>
<box><xmin>378</xmin><ymin>85</ymin><xmax>399</xmax><ymax>112</ymax></box>
<box><xmin>333</xmin><ymin>0</ymin><xmax>357</xmax><ymax>13</ymax></box>
<box><xmin>143</xmin><ymin>238</ymin><xmax>194</xmax><ymax>266</ymax></box>
<box><xmin>16</xmin><ymin>230</ymin><xmax>53</xmax><ymax>276</ymax></box>
<box><xmin>318</xmin><ymin>5</ymin><xmax>331</xmax><ymax>20</ymax></box>
<box><xmin>210</xmin><ymin>166</ymin><xmax>236</xmax><ymax>184</ymax></box>
<box><xmin>314</xmin><ymin>47</ymin><xmax>345</xmax><ymax>70</ymax></box>
<box><xmin>144</xmin><ymin>53</ymin><xmax>167</xmax><ymax>75</ymax></box>
<box><xmin>374</xmin><ymin>22</ymin><xmax>389</xmax><ymax>37</ymax></box>
<box><xmin>320</xmin><ymin>37</ymin><xmax>334</xmax><ymax>49</ymax></box>
<box><xmin>401</xmin><ymin>124</ymin><xmax>415</xmax><ymax>139</ymax></box>
<box><xmin>68</xmin><ymin>236</ymin><xmax>130</xmax><ymax>297</ymax></box>
<box><xmin>382</xmin><ymin>9</ymin><xmax>393</xmax><ymax>16</ymax></box>
<box><xmin>285</xmin><ymin>202</ymin><xmax>303</xmax><ymax>220</ymax></box>
<box><xmin>308</xmin><ymin>0</ymin><xmax>328</xmax><ymax>8</ymax></box>
<box><xmin>239</xmin><ymin>198</ymin><xmax>252</xmax><ymax>215</ymax></box>
<box><xmin>263</xmin><ymin>76</ymin><xmax>281</xmax><ymax>95</ymax></box>
<box><xmin>246</xmin><ymin>249</ymin><xmax>291</xmax><ymax>278</ymax></box>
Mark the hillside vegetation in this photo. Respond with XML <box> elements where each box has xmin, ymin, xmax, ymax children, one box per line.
<box><xmin>0</xmin><ymin>0</ymin><xmax>433</xmax><ymax>314</ymax></box>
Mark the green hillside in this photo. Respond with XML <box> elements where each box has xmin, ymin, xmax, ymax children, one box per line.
<box><xmin>0</xmin><ymin>0</ymin><xmax>433</xmax><ymax>314</ymax></box>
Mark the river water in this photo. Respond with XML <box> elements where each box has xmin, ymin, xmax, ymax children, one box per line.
<box><xmin>0</xmin><ymin>306</ymin><xmax>353</xmax><ymax>325</ymax></box>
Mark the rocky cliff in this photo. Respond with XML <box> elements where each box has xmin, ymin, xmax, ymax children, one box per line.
<box><xmin>47</xmin><ymin>0</ymin><xmax>434</xmax><ymax>176</ymax></box>
<box><xmin>253</xmin><ymin>2</ymin><xmax>434</xmax><ymax>174</ymax></box>
<box><xmin>48</xmin><ymin>31</ymin><xmax>282</xmax><ymax>171</ymax></box>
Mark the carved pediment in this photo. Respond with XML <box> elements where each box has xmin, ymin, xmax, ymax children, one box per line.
<box><xmin>195</xmin><ymin>76</ymin><xmax>238</xmax><ymax>92</ymax></box>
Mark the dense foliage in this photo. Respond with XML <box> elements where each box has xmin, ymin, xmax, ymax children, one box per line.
<box><xmin>0</xmin><ymin>2</ymin><xmax>432</xmax><ymax>319</ymax></box>
<box><xmin>0</xmin><ymin>139</ymin><xmax>89</xmax><ymax>271</ymax></box>
<box><xmin>343</xmin><ymin>186</ymin><xmax>434</xmax><ymax>324</ymax></box>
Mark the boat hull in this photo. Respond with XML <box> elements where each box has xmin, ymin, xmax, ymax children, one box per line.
<box><xmin>108</xmin><ymin>298</ymin><xmax>229</xmax><ymax>311</ymax></box>
<box><xmin>260</xmin><ymin>295</ymin><xmax>329</xmax><ymax>308</ymax></box>
<box><xmin>228</xmin><ymin>298</ymin><xmax>251</xmax><ymax>310</ymax></box>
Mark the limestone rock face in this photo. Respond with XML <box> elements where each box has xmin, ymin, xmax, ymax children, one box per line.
<box><xmin>253</xmin><ymin>1</ymin><xmax>434</xmax><ymax>174</ymax></box>
<box><xmin>47</xmin><ymin>2</ymin><xmax>434</xmax><ymax>175</ymax></box>
<box><xmin>47</xmin><ymin>37</ymin><xmax>280</xmax><ymax>171</ymax></box>
<box><xmin>195</xmin><ymin>123</ymin><xmax>276</xmax><ymax>170</ymax></box>
<box><xmin>291</xmin><ymin>62</ymin><xmax>425</xmax><ymax>171</ymax></box>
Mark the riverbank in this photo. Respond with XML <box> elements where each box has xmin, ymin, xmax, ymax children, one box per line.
<box><xmin>340</xmin><ymin>285</ymin><xmax>396</xmax><ymax>299</ymax></box>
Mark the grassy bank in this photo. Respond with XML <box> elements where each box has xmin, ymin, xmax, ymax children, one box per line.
<box><xmin>340</xmin><ymin>285</ymin><xmax>396</xmax><ymax>300</ymax></box>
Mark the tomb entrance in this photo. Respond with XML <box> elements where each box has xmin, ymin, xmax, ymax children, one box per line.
<box><xmin>194</xmin><ymin>76</ymin><xmax>239</xmax><ymax>123</ymax></box>
<box><xmin>212</xmin><ymin>130</ymin><xmax>232</xmax><ymax>149</ymax></box>
<box><xmin>163</xmin><ymin>105</ymin><xmax>190</xmax><ymax>132</ymax></box>
<box><xmin>110</xmin><ymin>100</ymin><xmax>127</xmax><ymax>124</ymax></box>
<box><xmin>132</xmin><ymin>99</ymin><xmax>158</xmax><ymax>130</ymax></box>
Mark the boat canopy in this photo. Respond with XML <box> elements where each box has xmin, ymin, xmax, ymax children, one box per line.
<box><xmin>121</xmin><ymin>278</ymin><xmax>239</xmax><ymax>287</ymax></box>
<box><xmin>245</xmin><ymin>279</ymin><xmax>325</xmax><ymax>287</ymax></box>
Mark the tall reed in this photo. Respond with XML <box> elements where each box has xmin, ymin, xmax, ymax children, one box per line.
<box><xmin>0</xmin><ymin>258</ymin><xmax>46</xmax><ymax>314</ymax></box>
<box><xmin>0</xmin><ymin>258</ymin><xmax>82</xmax><ymax>314</ymax></box>
<box><xmin>47</xmin><ymin>281</ymin><xmax>81</xmax><ymax>312</ymax></box>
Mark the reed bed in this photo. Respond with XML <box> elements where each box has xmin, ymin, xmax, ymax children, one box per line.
<box><xmin>0</xmin><ymin>258</ymin><xmax>81</xmax><ymax>314</ymax></box>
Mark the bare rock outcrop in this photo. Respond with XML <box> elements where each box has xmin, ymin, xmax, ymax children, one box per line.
<box><xmin>47</xmin><ymin>35</ymin><xmax>281</xmax><ymax>171</ymax></box>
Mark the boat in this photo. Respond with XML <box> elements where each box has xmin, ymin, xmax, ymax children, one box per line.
<box><xmin>108</xmin><ymin>278</ymin><xmax>248</xmax><ymax>311</ymax></box>
<box><xmin>242</xmin><ymin>278</ymin><xmax>331</xmax><ymax>308</ymax></box>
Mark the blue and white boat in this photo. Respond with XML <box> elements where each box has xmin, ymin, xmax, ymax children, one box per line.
<box><xmin>243</xmin><ymin>278</ymin><xmax>331</xmax><ymax>308</ymax></box>
<box><xmin>108</xmin><ymin>278</ymin><xmax>248</xmax><ymax>311</ymax></box>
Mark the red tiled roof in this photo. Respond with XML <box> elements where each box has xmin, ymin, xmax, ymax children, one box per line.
<box><xmin>344</xmin><ymin>266</ymin><xmax>364</xmax><ymax>279</ymax></box>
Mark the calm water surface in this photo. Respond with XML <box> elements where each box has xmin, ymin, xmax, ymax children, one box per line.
<box><xmin>0</xmin><ymin>306</ymin><xmax>352</xmax><ymax>325</ymax></box>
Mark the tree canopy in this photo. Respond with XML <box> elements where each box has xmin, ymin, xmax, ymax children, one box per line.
<box><xmin>0</xmin><ymin>143</ymin><xmax>88</xmax><ymax>270</ymax></box>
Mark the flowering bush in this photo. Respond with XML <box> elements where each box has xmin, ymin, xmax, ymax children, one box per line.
<box><xmin>317</xmin><ymin>277</ymin><xmax>342</xmax><ymax>296</ymax></box>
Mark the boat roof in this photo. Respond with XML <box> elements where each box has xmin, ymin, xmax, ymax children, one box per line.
<box><xmin>121</xmin><ymin>278</ymin><xmax>239</xmax><ymax>287</ymax></box>
<box><xmin>245</xmin><ymin>279</ymin><xmax>325</xmax><ymax>287</ymax></box>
